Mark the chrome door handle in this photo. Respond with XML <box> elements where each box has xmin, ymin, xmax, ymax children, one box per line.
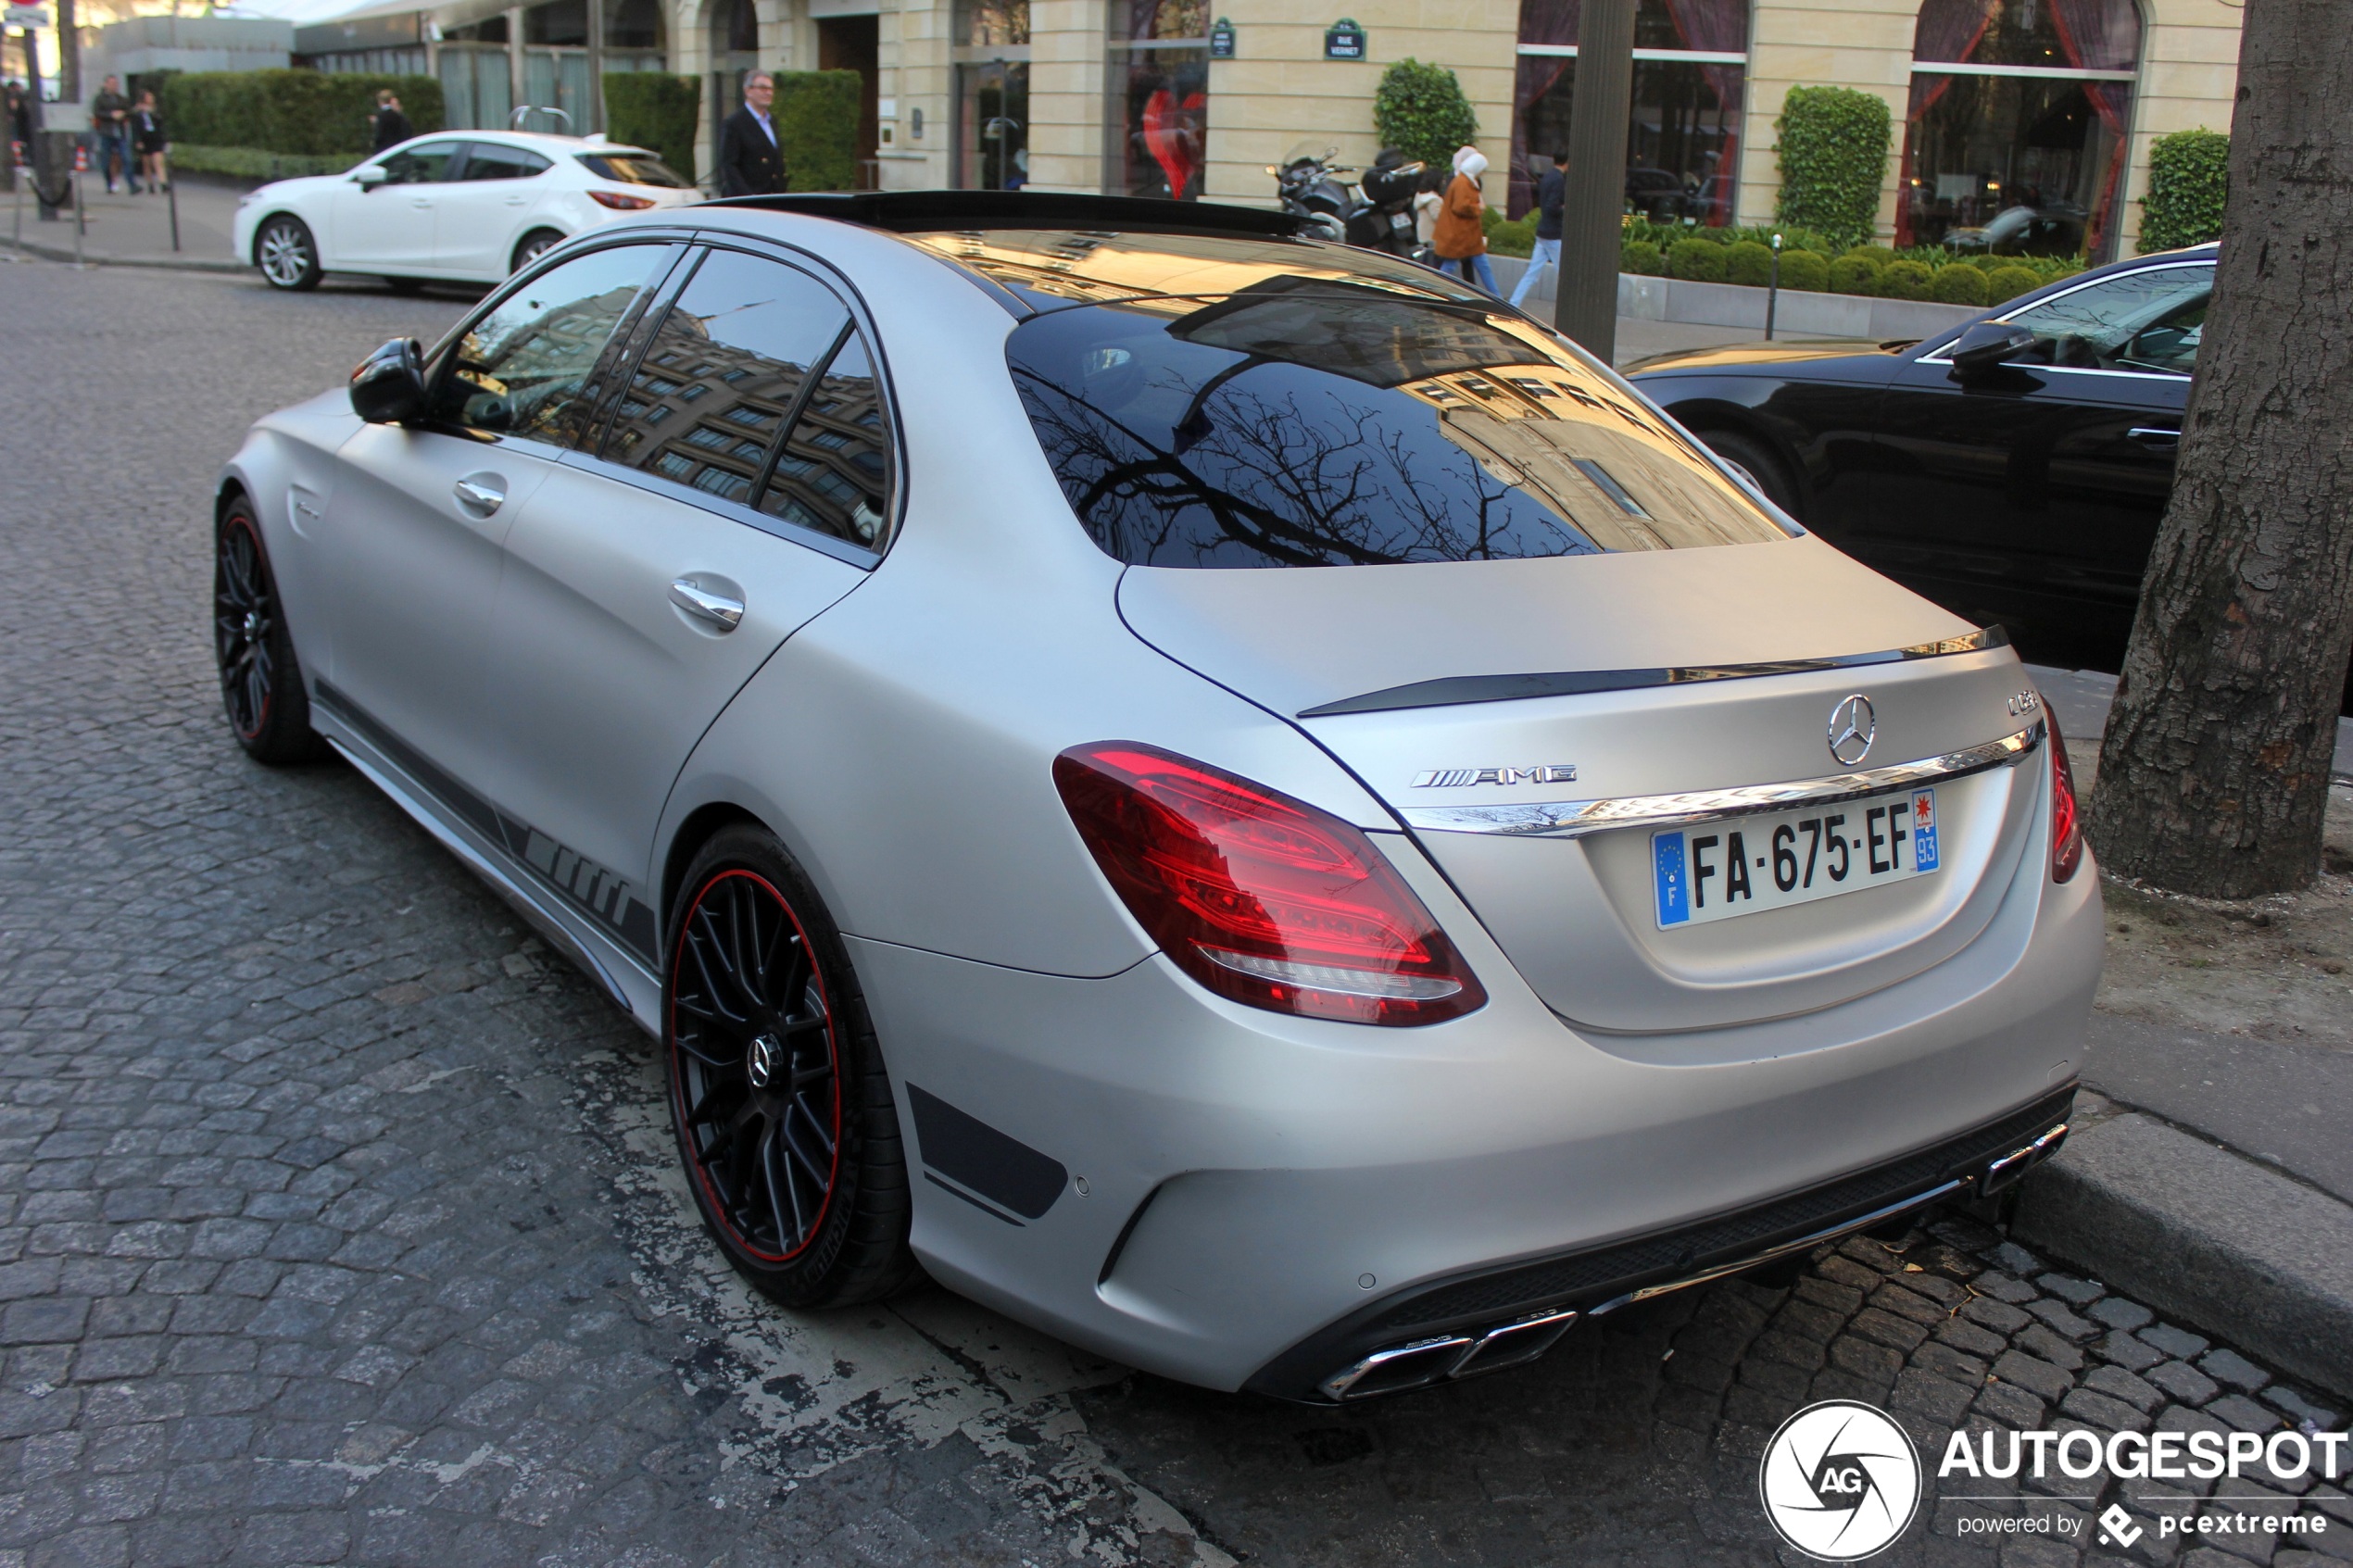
<box><xmin>669</xmin><ymin>578</ymin><xmax>745</xmax><ymax>631</ymax></box>
<box><xmin>453</xmin><ymin>475</ymin><xmax>506</xmax><ymax>514</ymax></box>
<box><xmin>2127</xmin><ymin>426</ymin><xmax>2181</xmax><ymax>447</ymax></box>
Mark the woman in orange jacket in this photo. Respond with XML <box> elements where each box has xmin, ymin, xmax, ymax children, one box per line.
<box><xmin>1431</xmin><ymin>145</ymin><xmax>1498</xmax><ymax>295</ymax></box>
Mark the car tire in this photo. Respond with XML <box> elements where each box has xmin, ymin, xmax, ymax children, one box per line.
<box><xmin>510</xmin><ymin>229</ymin><xmax>564</xmax><ymax>274</ymax></box>
<box><xmin>254</xmin><ymin>214</ymin><xmax>322</xmax><ymax>292</ymax></box>
<box><xmin>213</xmin><ymin>494</ymin><xmax>329</xmax><ymax>765</ymax></box>
<box><xmin>664</xmin><ymin>825</ymin><xmax>920</xmax><ymax>1310</ymax></box>
<box><xmin>1697</xmin><ymin>428</ymin><xmax>1803</xmax><ymax>519</ymax></box>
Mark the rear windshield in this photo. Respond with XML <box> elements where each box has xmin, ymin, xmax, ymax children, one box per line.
<box><xmin>576</xmin><ymin>153</ymin><xmax>687</xmax><ymax>187</ymax></box>
<box><xmin>1008</xmin><ymin>278</ymin><xmax>1790</xmax><ymax>569</ymax></box>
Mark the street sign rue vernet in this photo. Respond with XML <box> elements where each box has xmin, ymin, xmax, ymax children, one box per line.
<box><xmin>5</xmin><ymin>6</ymin><xmax>53</xmax><ymax>28</ymax></box>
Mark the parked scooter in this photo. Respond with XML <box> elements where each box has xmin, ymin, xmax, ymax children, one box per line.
<box><xmin>1269</xmin><ymin>145</ymin><xmax>1428</xmax><ymax>260</ymax></box>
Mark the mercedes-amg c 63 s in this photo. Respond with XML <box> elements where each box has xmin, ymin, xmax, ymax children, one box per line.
<box><xmin>211</xmin><ymin>192</ymin><xmax>2097</xmax><ymax>1402</ymax></box>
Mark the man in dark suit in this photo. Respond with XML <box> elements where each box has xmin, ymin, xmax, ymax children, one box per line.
<box><xmin>717</xmin><ymin>71</ymin><xmax>786</xmax><ymax>196</ymax></box>
<box><xmin>371</xmin><ymin>90</ymin><xmax>413</xmax><ymax>154</ymax></box>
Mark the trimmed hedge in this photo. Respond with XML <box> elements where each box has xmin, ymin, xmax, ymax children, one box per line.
<box><xmin>774</xmin><ymin>69</ymin><xmax>861</xmax><ymax>191</ymax></box>
<box><xmin>161</xmin><ymin>69</ymin><xmax>441</xmax><ymax>157</ymax></box>
<box><xmin>604</xmin><ymin>72</ymin><xmax>698</xmax><ymax>182</ymax></box>
<box><xmin>1621</xmin><ymin>238</ymin><xmax>1665</xmax><ymax>275</ymax></box>
<box><xmin>1984</xmin><ymin>264</ymin><xmax>2044</xmax><ymax>305</ymax></box>
<box><xmin>1928</xmin><ymin>263</ymin><xmax>1988</xmax><ymax>307</ymax></box>
<box><xmin>1877</xmin><ymin>258</ymin><xmax>1933</xmax><ymax>300</ymax></box>
<box><xmin>1724</xmin><ymin>240</ymin><xmax>1775</xmax><ymax>287</ymax></box>
<box><xmin>1668</xmin><ymin>237</ymin><xmax>1727</xmax><ymax>282</ymax></box>
<box><xmin>169</xmin><ymin>144</ymin><xmax>357</xmax><ymax>182</ymax></box>
<box><xmin>1482</xmin><ymin>206</ymin><xmax>1536</xmax><ymax>258</ymax></box>
<box><xmin>1774</xmin><ymin>86</ymin><xmax>1891</xmax><ymax>251</ymax></box>
<box><xmin>1827</xmin><ymin>253</ymin><xmax>1881</xmax><ymax>294</ymax></box>
<box><xmin>1778</xmin><ymin>249</ymin><xmax>1829</xmax><ymax>293</ymax></box>
<box><xmin>1374</xmin><ymin>59</ymin><xmax>1478</xmax><ymax>171</ymax></box>
<box><xmin>2138</xmin><ymin>128</ymin><xmax>2228</xmax><ymax>253</ymax></box>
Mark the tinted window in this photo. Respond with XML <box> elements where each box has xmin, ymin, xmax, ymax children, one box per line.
<box><xmin>602</xmin><ymin>248</ymin><xmax>854</xmax><ymax>513</ymax></box>
<box><xmin>2001</xmin><ymin>264</ymin><xmax>2211</xmax><ymax>374</ymax></box>
<box><xmin>441</xmin><ymin>245</ymin><xmax>664</xmax><ymax>445</ymax></box>
<box><xmin>377</xmin><ymin>140</ymin><xmax>459</xmax><ymax>184</ymax></box>
<box><xmin>757</xmin><ymin>331</ymin><xmax>893</xmax><ymax>548</ymax></box>
<box><xmin>1009</xmin><ymin>279</ymin><xmax>1785</xmax><ymax>569</ymax></box>
<box><xmin>459</xmin><ymin>142</ymin><xmax>553</xmax><ymax>180</ymax></box>
<box><xmin>577</xmin><ymin>152</ymin><xmax>688</xmax><ymax>187</ymax></box>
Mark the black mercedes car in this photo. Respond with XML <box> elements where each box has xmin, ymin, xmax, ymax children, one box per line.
<box><xmin>1626</xmin><ymin>245</ymin><xmax>2214</xmax><ymax>672</ymax></box>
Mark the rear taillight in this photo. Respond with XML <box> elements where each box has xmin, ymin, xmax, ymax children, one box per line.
<box><xmin>590</xmin><ymin>190</ymin><xmax>657</xmax><ymax>210</ymax></box>
<box><xmin>1053</xmin><ymin>743</ymin><xmax>1485</xmax><ymax>1025</ymax></box>
<box><xmin>2047</xmin><ymin>707</ymin><xmax>2083</xmax><ymax>882</ymax></box>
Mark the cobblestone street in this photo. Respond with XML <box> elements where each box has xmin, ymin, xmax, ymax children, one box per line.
<box><xmin>0</xmin><ymin>256</ymin><xmax>2345</xmax><ymax>1567</ymax></box>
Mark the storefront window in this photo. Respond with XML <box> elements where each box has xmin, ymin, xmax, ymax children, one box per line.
<box><xmin>1898</xmin><ymin>0</ymin><xmax>2140</xmax><ymax>261</ymax></box>
<box><xmin>955</xmin><ymin>0</ymin><xmax>1029</xmax><ymax>190</ymax></box>
<box><xmin>1513</xmin><ymin>0</ymin><xmax>1747</xmax><ymax>225</ymax></box>
<box><xmin>1108</xmin><ymin>0</ymin><xmax>1209</xmax><ymax>200</ymax></box>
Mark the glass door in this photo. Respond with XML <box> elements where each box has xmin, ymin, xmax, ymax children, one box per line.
<box><xmin>956</xmin><ymin>61</ymin><xmax>1028</xmax><ymax>190</ymax></box>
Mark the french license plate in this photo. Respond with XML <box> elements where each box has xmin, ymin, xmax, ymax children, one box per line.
<box><xmin>1653</xmin><ymin>788</ymin><xmax>1940</xmax><ymax>928</ymax></box>
<box><xmin>1390</xmin><ymin>211</ymin><xmax>1414</xmax><ymax>230</ymax></box>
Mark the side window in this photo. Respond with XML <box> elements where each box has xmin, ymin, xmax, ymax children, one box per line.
<box><xmin>602</xmin><ymin>248</ymin><xmax>854</xmax><ymax>513</ymax></box>
<box><xmin>440</xmin><ymin>245</ymin><xmax>665</xmax><ymax>446</ymax></box>
<box><xmin>457</xmin><ymin>143</ymin><xmax>553</xmax><ymax>181</ymax></box>
<box><xmin>380</xmin><ymin>141</ymin><xmax>460</xmax><ymax>184</ymax></box>
<box><xmin>759</xmin><ymin>330</ymin><xmax>893</xmax><ymax>549</ymax></box>
<box><xmin>2003</xmin><ymin>265</ymin><xmax>2212</xmax><ymax>375</ymax></box>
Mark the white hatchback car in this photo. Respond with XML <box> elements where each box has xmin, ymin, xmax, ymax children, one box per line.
<box><xmin>233</xmin><ymin>130</ymin><xmax>701</xmax><ymax>291</ymax></box>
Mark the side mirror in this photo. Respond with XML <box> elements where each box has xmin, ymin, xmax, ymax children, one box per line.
<box><xmin>1948</xmin><ymin>320</ymin><xmax>2039</xmax><ymax>379</ymax></box>
<box><xmin>350</xmin><ymin>338</ymin><xmax>427</xmax><ymax>424</ymax></box>
<box><xmin>354</xmin><ymin>163</ymin><xmax>388</xmax><ymax>188</ymax></box>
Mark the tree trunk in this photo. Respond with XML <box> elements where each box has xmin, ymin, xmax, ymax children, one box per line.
<box><xmin>2085</xmin><ymin>0</ymin><xmax>2353</xmax><ymax>898</ymax></box>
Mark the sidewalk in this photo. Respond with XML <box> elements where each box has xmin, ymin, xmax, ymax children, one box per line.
<box><xmin>2013</xmin><ymin>662</ymin><xmax>2353</xmax><ymax>1399</ymax></box>
<box><xmin>1</xmin><ymin>177</ymin><xmax>245</xmax><ymax>270</ymax></box>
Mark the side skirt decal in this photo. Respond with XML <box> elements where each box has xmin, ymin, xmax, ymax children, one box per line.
<box><xmin>312</xmin><ymin>680</ymin><xmax>661</xmax><ymax>964</ymax></box>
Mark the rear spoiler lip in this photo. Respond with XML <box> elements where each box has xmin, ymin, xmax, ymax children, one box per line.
<box><xmin>1296</xmin><ymin>624</ymin><xmax>2010</xmax><ymax>720</ymax></box>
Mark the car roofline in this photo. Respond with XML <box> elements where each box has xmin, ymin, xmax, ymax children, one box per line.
<box><xmin>699</xmin><ymin>190</ymin><xmax>1311</xmax><ymax>240</ymax></box>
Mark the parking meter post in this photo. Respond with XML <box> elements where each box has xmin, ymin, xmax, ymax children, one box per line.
<box><xmin>1553</xmin><ymin>0</ymin><xmax>1635</xmax><ymax>359</ymax></box>
<box><xmin>1767</xmin><ymin>232</ymin><xmax>1782</xmax><ymax>341</ymax></box>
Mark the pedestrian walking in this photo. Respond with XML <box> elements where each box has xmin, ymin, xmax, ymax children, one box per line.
<box><xmin>371</xmin><ymin>90</ymin><xmax>413</xmax><ymax>153</ymax></box>
<box><xmin>131</xmin><ymin>90</ymin><xmax>167</xmax><ymax>194</ymax></box>
<box><xmin>717</xmin><ymin>71</ymin><xmax>787</xmax><ymax>197</ymax></box>
<box><xmin>1507</xmin><ymin>148</ymin><xmax>1568</xmax><ymax>309</ymax></box>
<box><xmin>1413</xmin><ymin>164</ymin><xmax>1444</xmax><ymax>249</ymax></box>
<box><xmin>1432</xmin><ymin>144</ymin><xmax>1498</xmax><ymax>295</ymax></box>
<box><xmin>89</xmin><ymin>74</ymin><xmax>135</xmax><ymax>193</ymax></box>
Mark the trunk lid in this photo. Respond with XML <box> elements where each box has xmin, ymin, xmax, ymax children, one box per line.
<box><xmin>1117</xmin><ymin>537</ymin><xmax>2049</xmax><ymax>1034</ymax></box>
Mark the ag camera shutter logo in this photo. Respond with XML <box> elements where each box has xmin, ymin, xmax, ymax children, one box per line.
<box><xmin>1759</xmin><ymin>1400</ymin><xmax>1923</xmax><ymax>1560</ymax></box>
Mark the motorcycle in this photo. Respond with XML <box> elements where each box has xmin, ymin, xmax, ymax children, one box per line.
<box><xmin>1269</xmin><ymin>145</ymin><xmax>1429</xmax><ymax>261</ymax></box>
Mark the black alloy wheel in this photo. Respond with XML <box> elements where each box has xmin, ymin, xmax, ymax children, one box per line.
<box><xmin>212</xmin><ymin>498</ymin><xmax>327</xmax><ymax>764</ymax></box>
<box><xmin>665</xmin><ymin>826</ymin><xmax>917</xmax><ymax>1307</ymax></box>
<box><xmin>1698</xmin><ymin>428</ymin><xmax>1803</xmax><ymax>520</ymax></box>
<box><xmin>255</xmin><ymin>214</ymin><xmax>322</xmax><ymax>291</ymax></box>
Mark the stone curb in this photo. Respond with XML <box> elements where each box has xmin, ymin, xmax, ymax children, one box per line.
<box><xmin>2014</xmin><ymin>1109</ymin><xmax>2353</xmax><ymax>1400</ymax></box>
<box><xmin>0</xmin><ymin>236</ymin><xmax>246</xmax><ymax>273</ymax></box>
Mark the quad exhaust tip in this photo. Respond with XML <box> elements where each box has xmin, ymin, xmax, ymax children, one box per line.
<box><xmin>1314</xmin><ymin>1120</ymin><xmax>2070</xmax><ymax>1403</ymax></box>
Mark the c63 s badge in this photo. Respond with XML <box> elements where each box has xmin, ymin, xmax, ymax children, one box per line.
<box><xmin>1412</xmin><ymin>764</ymin><xmax>1579</xmax><ymax>788</ymax></box>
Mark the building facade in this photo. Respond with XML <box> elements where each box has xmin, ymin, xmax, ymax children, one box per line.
<box><xmin>342</xmin><ymin>0</ymin><xmax>2244</xmax><ymax>258</ymax></box>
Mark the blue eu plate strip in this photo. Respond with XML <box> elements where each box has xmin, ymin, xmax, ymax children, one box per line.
<box><xmin>1655</xmin><ymin>831</ymin><xmax>1690</xmax><ymax>926</ymax></box>
<box><xmin>1912</xmin><ymin>788</ymin><xmax>1939</xmax><ymax>872</ymax></box>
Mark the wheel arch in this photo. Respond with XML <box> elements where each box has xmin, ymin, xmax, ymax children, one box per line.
<box><xmin>658</xmin><ymin>800</ymin><xmax>766</xmax><ymax>951</ymax></box>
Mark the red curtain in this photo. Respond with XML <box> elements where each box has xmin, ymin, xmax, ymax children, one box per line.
<box><xmin>1659</xmin><ymin>0</ymin><xmax>1745</xmax><ymax>223</ymax></box>
<box><xmin>1893</xmin><ymin>0</ymin><xmax>2000</xmax><ymax>245</ymax></box>
<box><xmin>2047</xmin><ymin>0</ymin><xmax>2139</xmax><ymax>258</ymax></box>
<box><xmin>1510</xmin><ymin>0</ymin><xmax>1581</xmax><ymax>216</ymax></box>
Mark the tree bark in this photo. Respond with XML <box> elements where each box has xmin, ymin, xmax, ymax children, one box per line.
<box><xmin>2085</xmin><ymin>0</ymin><xmax>2353</xmax><ymax>898</ymax></box>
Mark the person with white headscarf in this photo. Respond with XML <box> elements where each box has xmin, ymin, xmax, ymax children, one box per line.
<box><xmin>1432</xmin><ymin>144</ymin><xmax>1498</xmax><ymax>295</ymax></box>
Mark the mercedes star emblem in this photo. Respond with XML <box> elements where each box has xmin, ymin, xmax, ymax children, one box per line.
<box><xmin>1828</xmin><ymin>694</ymin><xmax>1877</xmax><ymax>767</ymax></box>
<box><xmin>746</xmin><ymin>1034</ymin><xmax>777</xmax><ymax>1090</ymax></box>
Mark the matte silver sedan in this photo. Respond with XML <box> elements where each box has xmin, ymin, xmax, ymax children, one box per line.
<box><xmin>211</xmin><ymin>193</ymin><xmax>2099</xmax><ymax>1402</ymax></box>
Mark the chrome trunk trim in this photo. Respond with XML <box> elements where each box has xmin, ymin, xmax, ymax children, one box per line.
<box><xmin>1400</xmin><ymin>719</ymin><xmax>2045</xmax><ymax>839</ymax></box>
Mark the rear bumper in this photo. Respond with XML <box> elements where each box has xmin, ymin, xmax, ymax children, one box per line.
<box><xmin>846</xmin><ymin>822</ymin><xmax>2101</xmax><ymax>1394</ymax></box>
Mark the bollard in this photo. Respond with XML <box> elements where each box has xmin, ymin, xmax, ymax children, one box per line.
<box><xmin>1765</xmin><ymin>232</ymin><xmax>1782</xmax><ymax>342</ymax></box>
<box><xmin>168</xmin><ymin>169</ymin><xmax>180</xmax><ymax>252</ymax></box>
<box><xmin>72</xmin><ymin>167</ymin><xmax>84</xmax><ymax>267</ymax></box>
